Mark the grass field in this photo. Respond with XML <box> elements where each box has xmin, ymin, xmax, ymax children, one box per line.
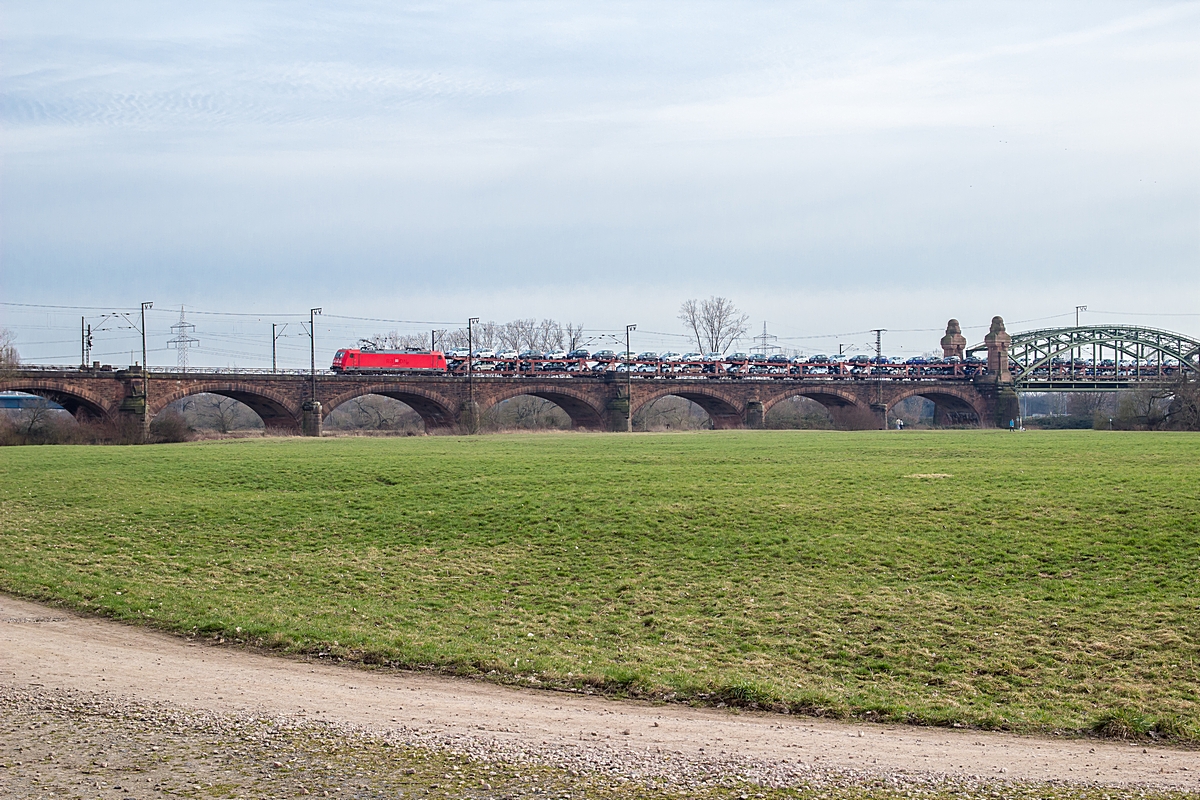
<box><xmin>1</xmin><ymin>431</ymin><xmax>1198</xmax><ymax>739</ymax></box>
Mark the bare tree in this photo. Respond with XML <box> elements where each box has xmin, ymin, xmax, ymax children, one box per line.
<box><xmin>765</xmin><ymin>396</ymin><xmax>836</xmax><ymax>429</ymax></box>
<box><xmin>485</xmin><ymin>321</ymin><xmax>505</xmax><ymax>350</ymax></box>
<box><xmin>367</xmin><ymin>330</ymin><xmax>403</xmax><ymax>349</ymax></box>
<box><xmin>1164</xmin><ymin>376</ymin><xmax>1200</xmax><ymax>430</ymax></box>
<box><xmin>359</xmin><ymin>319</ymin><xmax>582</xmax><ymax>354</ymax></box>
<box><xmin>500</xmin><ymin>318</ymin><xmax>584</xmax><ymax>352</ymax></box>
<box><xmin>564</xmin><ymin>323</ymin><xmax>586</xmax><ymax>352</ymax></box>
<box><xmin>483</xmin><ymin>395</ymin><xmax>570</xmax><ymax>430</ymax></box>
<box><xmin>498</xmin><ymin>319</ymin><xmax>536</xmax><ymax>351</ymax></box>
<box><xmin>169</xmin><ymin>393</ymin><xmax>262</xmax><ymax>433</ymax></box>
<box><xmin>17</xmin><ymin>396</ymin><xmax>56</xmax><ymax>438</ymax></box>
<box><xmin>324</xmin><ymin>394</ymin><xmax>423</xmax><ymax>432</ymax></box>
<box><xmin>632</xmin><ymin>396</ymin><xmax>711</xmax><ymax>431</ymax></box>
<box><xmin>512</xmin><ymin>397</ymin><xmax>557</xmax><ymax>428</ymax></box>
<box><xmin>345</xmin><ymin>397</ymin><xmax>415</xmax><ymax>429</ymax></box>
<box><xmin>1117</xmin><ymin>377</ymin><xmax>1200</xmax><ymax>431</ymax></box>
<box><xmin>440</xmin><ymin>327</ymin><xmax>471</xmax><ymax>349</ymax></box>
<box><xmin>678</xmin><ymin>297</ymin><xmax>749</xmax><ymax>354</ymax></box>
<box><xmin>0</xmin><ymin>327</ymin><xmax>18</xmax><ymax>378</ymax></box>
<box><xmin>535</xmin><ymin>319</ymin><xmax>564</xmax><ymax>351</ymax></box>
<box><xmin>209</xmin><ymin>396</ymin><xmax>243</xmax><ymax>434</ymax></box>
<box><xmin>1067</xmin><ymin>392</ymin><xmax>1115</xmax><ymax>419</ymax></box>
<box><xmin>364</xmin><ymin>330</ymin><xmax>430</xmax><ymax>350</ymax></box>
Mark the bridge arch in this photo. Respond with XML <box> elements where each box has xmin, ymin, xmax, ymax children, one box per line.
<box><xmin>0</xmin><ymin>379</ymin><xmax>112</xmax><ymax>420</ymax></box>
<box><xmin>885</xmin><ymin>386</ymin><xmax>986</xmax><ymax>427</ymax></box>
<box><xmin>150</xmin><ymin>382</ymin><xmax>302</xmax><ymax>431</ymax></box>
<box><xmin>760</xmin><ymin>387</ymin><xmax>878</xmax><ymax>429</ymax></box>
<box><xmin>322</xmin><ymin>384</ymin><xmax>458</xmax><ymax>430</ymax></box>
<box><xmin>480</xmin><ymin>384</ymin><xmax>607</xmax><ymax>430</ymax></box>
<box><xmin>968</xmin><ymin>325</ymin><xmax>1200</xmax><ymax>383</ymax></box>
<box><xmin>631</xmin><ymin>385</ymin><xmax>745</xmax><ymax>429</ymax></box>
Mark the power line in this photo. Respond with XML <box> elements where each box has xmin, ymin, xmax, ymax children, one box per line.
<box><xmin>1086</xmin><ymin>310</ymin><xmax>1200</xmax><ymax>317</ymax></box>
<box><xmin>0</xmin><ymin>301</ymin><xmax>139</xmax><ymax>311</ymax></box>
<box><xmin>323</xmin><ymin>313</ymin><xmax>464</xmax><ymax>325</ymax></box>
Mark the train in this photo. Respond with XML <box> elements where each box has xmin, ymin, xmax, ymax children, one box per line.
<box><xmin>330</xmin><ymin>345</ymin><xmax>992</xmax><ymax>380</ymax></box>
<box><xmin>332</xmin><ymin>347</ymin><xmax>448</xmax><ymax>373</ymax></box>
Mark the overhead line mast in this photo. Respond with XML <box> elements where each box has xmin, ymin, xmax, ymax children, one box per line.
<box><xmin>167</xmin><ymin>306</ymin><xmax>200</xmax><ymax>371</ymax></box>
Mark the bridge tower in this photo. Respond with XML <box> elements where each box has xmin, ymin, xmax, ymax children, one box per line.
<box><xmin>940</xmin><ymin>319</ymin><xmax>966</xmax><ymax>360</ymax></box>
<box><xmin>981</xmin><ymin>316</ymin><xmax>1019</xmax><ymax>427</ymax></box>
<box><xmin>983</xmin><ymin>317</ymin><xmax>1012</xmax><ymax>383</ymax></box>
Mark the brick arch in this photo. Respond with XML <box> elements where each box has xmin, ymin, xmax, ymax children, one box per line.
<box><xmin>631</xmin><ymin>385</ymin><xmax>745</xmax><ymax>429</ymax></box>
<box><xmin>886</xmin><ymin>386</ymin><xmax>985</xmax><ymax>427</ymax></box>
<box><xmin>0</xmin><ymin>379</ymin><xmax>113</xmax><ymax>420</ymax></box>
<box><xmin>322</xmin><ymin>385</ymin><xmax>458</xmax><ymax>430</ymax></box>
<box><xmin>760</xmin><ymin>387</ymin><xmax>877</xmax><ymax>429</ymax></box>
<box><xmin>480</xmin><ymin>384</ymin><xmax>607</xmax><ymax>430</ymax></box>
<box><xmin>149</xmin><ymin>382</ymin><xmax>303</xmax><ymax>431</ymax></box>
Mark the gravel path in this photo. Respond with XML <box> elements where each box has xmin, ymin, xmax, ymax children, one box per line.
<box><xmin>2</xmin><ymin>593</ymin><xmax>1197</xmax><ymax>796</ymax></box>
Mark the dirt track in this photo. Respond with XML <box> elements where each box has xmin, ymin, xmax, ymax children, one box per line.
<box><xmin>2</xmin><ymin>593</ymin><xmax>1198</xmax><ymax>793</ymax></box>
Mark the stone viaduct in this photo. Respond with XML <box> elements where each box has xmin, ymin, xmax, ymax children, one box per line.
<box><xmin>1</xmin><ymin>368</ymin><xmax>1019</xmax><ymax>434</ymax></box>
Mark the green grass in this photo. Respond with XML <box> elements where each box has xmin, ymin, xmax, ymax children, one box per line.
<box><xmin>2</xmin><ymin>431</ymin><xmax>1198</xmax><ymax>739</ymax></box>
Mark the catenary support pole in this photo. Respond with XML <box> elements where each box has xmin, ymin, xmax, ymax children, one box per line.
<box><xmin>626</xmin><ymin>324</ymin><xmax>636</xmax><ymax>432</ymax></box>
<box><xmin>309</xmin><ymin>308</ymin><xmax>322</xmax><ymax>402</ymax></box>
<box><xmin>468</xmin><ymin>317</ymin><xmax>479</xmax><ymax>432</ymax></box>
<box><xmin>140</xmin><ymin>301</ymin><xmax>153</xmax><ymax>434</ymax></box>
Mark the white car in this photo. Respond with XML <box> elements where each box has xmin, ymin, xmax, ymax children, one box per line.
<box><xmin>444</xmin><ymin>348</ymin><xmax>469</xmax><ymax>359</ymax></box>
<box><xmin>660</xmin><ymin>351</ymin><xmax>682</xmax><ymax>362</ymax></box>
<box><xmin>472</xmin><ymin>348</ymin><xmax>497</xmax><ymax>358</ymax></box>
<box><xmin>495</xmin><ymin>349</ymin><xmax>519</xmax><ymax>360</ymax></box>
<box><xmin>682</xmin><ymin>352</ymin><xmax>705</xmax><ymax>362</ymax></box>
<box><xmin>545</xmin><ymin>349</ymin><xmax>568</xmax><ymax>359</ymax></box>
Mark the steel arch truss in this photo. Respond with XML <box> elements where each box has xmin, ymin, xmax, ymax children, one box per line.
<box><xmin>968</xmin><ymin>325</ymin><xmax>1200</xmax><ymax>385</ymax></box>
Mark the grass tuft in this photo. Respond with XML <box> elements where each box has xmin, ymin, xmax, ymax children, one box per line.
<box><xmin>1093</xmin><ymin>709</ymin><xmax>1155</xmax><ymax>740</ymax></box>
<box><xmin>1093</xmin><ymin>709</ymin><xmax>1196</xmax><ymax>742</ymax></box>
<box><xmin>708</xmin><ymin>679</ymin><xmax>776</xmax><ymax>709</ymax></box>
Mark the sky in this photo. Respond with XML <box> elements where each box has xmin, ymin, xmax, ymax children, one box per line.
<box><xmin>2</xmin><ymin>1</ymin><xmax>1198</xmax><ymax>367</ymax></box>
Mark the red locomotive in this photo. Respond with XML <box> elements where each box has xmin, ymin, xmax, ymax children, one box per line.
<box><xmin>332</xmin><ymin>347</ymin><xmax>448</xmax><ymax>373</ymax></box>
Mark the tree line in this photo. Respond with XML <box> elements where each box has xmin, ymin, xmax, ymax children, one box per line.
<box><xmin>365</xmin><ymin>319</ymin><xmax>587</xmax><ymax>353</ymax></box>
<box><xmin>364</xmin><ymin>295</ymin><xmax>751</xmax><ymax>355</ymax></box>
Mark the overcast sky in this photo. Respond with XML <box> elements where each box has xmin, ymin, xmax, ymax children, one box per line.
<box><xmin>2</xmin><ymin>1</ymin><xmax>1198</xmax><ymax>365</ymax></box>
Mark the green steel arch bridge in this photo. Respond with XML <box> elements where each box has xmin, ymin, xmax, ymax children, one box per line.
<box><xmin>967</xmin><ymin>325</ymin><xmax>1200</xmax><ymax>391</ymax></box>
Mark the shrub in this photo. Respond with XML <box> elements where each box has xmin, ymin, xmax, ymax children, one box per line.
<box><xmin>150</xmin><ymin>410</ymin><xmax>193</xmax><ymax>443</ymax></box>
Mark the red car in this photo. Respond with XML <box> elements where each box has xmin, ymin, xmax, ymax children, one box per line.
<box><xmin>332</xmin><ymin>348</ymin><xmax>448</xmax><ymax>373</ymax></box>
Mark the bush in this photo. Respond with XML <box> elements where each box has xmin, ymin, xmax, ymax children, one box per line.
<box><xmin>1027</xmin><ymin>415</ymin><xmax>1093</xmax><ymax>430</ymax></box>
<box><xmin>0</xmin><ymin>414</ymin><xmax>148</xmax><ymax>446</ymax></box>
<box><xmin>149</xmin><ymin>410</ymin><xmax>193</xmax><ymax>443</ymax></box>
